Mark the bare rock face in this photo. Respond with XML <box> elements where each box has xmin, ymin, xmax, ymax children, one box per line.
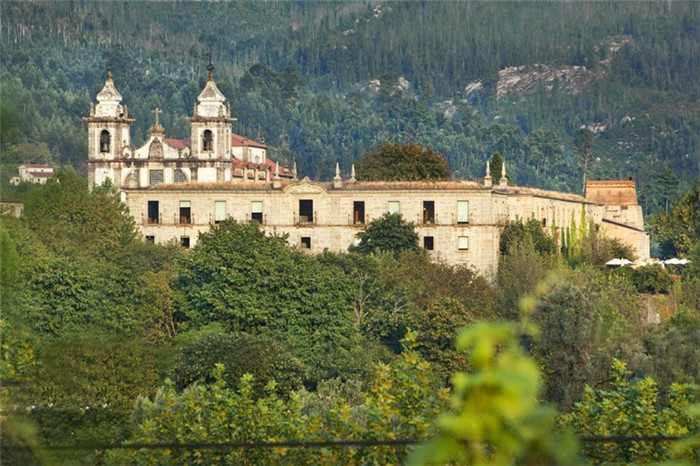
<box><xmin>496</xmin><ymin>35</ymin><xmax>632</xmax><ymax>100</ymax></box>
<box><xmin>497</xmin><ymin>64</ymin><xmax>594</xmax><ymax>100</ymax></box>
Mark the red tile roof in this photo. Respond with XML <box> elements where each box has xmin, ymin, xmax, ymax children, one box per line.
<box><xmin>166</xmin><ymin>133</ymin><xmax>266</xmax><ymax>149</ymax></box>
<box><xmin>231</xmin><ymin>133</ymin><xmax>267</xmax><ymax>149</ymax></box>
<box><xmin>231</xmin><ymin>158</ymin><xmax>294</xmax><ymax>178</ymax></box>
<box><xmin>164</xmin><ymin>138</ymin><xmax>187</xmax><ymax>149</ymax></box>
<box><xmin>267</xmin><ymin>159</ymin><xmax>294</xmax><ymax>178</ymax></box>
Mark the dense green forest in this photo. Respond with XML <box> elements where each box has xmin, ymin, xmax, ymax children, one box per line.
<box><xmin>2</xmin><ymin>171</ymin><xmax>700</xmax><ymax>463</ymax></box>
<box><xmin>2</xmin><ymin>2</ymin><xmax>700</xmax><ymax>463</ymax></box>
<box><xmin>1</xmin><ymin>1</ymin><xmax>699</xmax><ymax>216</ymax></box>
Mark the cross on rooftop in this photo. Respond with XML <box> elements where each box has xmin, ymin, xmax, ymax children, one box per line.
<box><xmin>152</xmin><ymin>108</ymin><xmax>162</xmax><ymax>126</ymax></box>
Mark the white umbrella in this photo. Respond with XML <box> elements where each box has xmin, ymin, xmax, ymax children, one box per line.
<box><xmin>678</xmin><ymin>258</ymin><xmax>691</xmax><ymax>265</ymax></box>
<box><xmin>620</xmin><ymin>258</ymin><xmax>635</xmax><ymax>266</ymax></box>
<box><xmin>606</xmin><ymin>258</ymin><xmax>624</xmax><ymax>266</ymax></box>
<box><xmin>664</xmin><ymin>258</ymin><xmax>684</xmax><ymax>265</ymax></box>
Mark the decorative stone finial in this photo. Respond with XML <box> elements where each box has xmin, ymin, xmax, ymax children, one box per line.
<box><xmin>292</xmin><ymin>159</ymin><xmax>298</xmax><ymax>180</ymax></box>
<box><xmin>499</xmin><ymin>159</ymin><xmax>508</xmax><ymax>188</ymax></box>
<box><xmin>349</xmin><ymin>163</ymin><xmax>357</xmax><ymax>182</ymax></box>
<box><xmin>333</xmin><ymin>162</ymin><xmax>343</xmax><ymax>189</ymax></box>
<box><xmin>484</xmin><ymin>160</ymin><xmax>492</xmax><ymax>188</ymax></box>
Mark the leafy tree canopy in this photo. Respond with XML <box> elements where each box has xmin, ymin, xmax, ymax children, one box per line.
<box><xmin>113</xmin><ymin>334</ymin><xmax>448</xmax><ymax>465</ymax></box>
<box><xmin>350</xmin><ymin>212</ymin><xmax>423</xmax><ymax>257</ymax></box>
<box><xmin>561</xmin><ymin>359</ymin><xmax>700</xmax><ymax>464</ymax></box>
<box><xmin>174</xmin><ymin>219</ymin><xmax>371</xmax><ymax>386</ymax></box>
<box><xmin>408</xmin><ymin>321</ymin><xmax>580</xmax><ymax>466</ymax></box>
<box><xmin>499</xmin><ymin>217</ymin><xmax>558</xmax><ymax>257</ymax></box>
<box><xmin>356</xmin><ymin>142</ymin><xmax>451</xmax><ymax>181</ymax></box>
<box><xmin>652</xmin><ymin>180</ymin><xmax>700</xmax><ymax>258</ymax></box>
<box><xmin>172</xmin><ymin>331</ymin><xmax>306</xmax><ymax>396</ymax></box>
<box><xmin>21</xmin><ymin>169</ymin><xmax>137</xmax><ymax>260</ymax></box>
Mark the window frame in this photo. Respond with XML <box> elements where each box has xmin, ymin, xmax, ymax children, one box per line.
<box><xmin>388</xmin><ymin>201</ymin><xmax>400</xmax><ymax>214</ymax></box>
<box><xmin>458</xmin><ymin>236</ymin><xmax>469</xmax><ymax>251</ymax></box>
<box><xmin>251</xmin><ymin>200</ymin><xmax>263</xmax><ymax>224</ymax></box>
<box><xmin>215</xmin><ymin>201</ymin><xmax>227</xmax><ymax>224</ymax></box>
<box><xmin>179</xmin><ymin>201</ymin><xmax>192</xmax><ymax>224</ymax></box>
<box><xmin>457</xmin><ymin>200</ymin><xmax>469</xmax><ymax>224</ymax></box>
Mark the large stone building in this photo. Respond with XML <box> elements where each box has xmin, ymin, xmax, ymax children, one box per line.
<box><xmin>87</xmin><ymin>70</ymin><xmax>649</xmax><ymax>277</ymax></box>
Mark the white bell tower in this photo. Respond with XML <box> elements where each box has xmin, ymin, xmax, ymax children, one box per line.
<box><xmin>189</xmin><ymin>64</ymin><xmax>236</xmax><ymax>182</ymax></box>
<box><xmin>84</xmin><ymin>70</ymin><xmax>134</xmax><ymax>189</ymax></box>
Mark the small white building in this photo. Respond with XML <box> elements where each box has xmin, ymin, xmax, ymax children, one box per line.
<box><xmin>11</xmin><ymin>164</ymin><xmax>54</xmax><ymax>185</ymax></box>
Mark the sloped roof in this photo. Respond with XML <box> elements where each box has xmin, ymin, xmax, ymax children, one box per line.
<box><xmin>19</xmin><ymin>164</ymin><xmax>53</xmax><ymax>169</ymax></box>
<box><xmin>166</xmin><ymin>133</ymin><xmax>266</xmax><ymax>149</ymax></box>
<box><xmin>231</xmin><ymin>133</ymin><xmax>267</xmax><ymax>149</ymax></box>
<box><xmin>232</xmin><ymin>158</ymin><xmax>294</xmax><ymax>178</ymax></box>
<box><xmin>29</xmin><ymin>172</ymin><xmax>54</xmax><ymax>178</ymax></box>
<box><xmin>164</xmin><ymin>138</ymin><xmax>187</xmax><ymax>150</ymax></box>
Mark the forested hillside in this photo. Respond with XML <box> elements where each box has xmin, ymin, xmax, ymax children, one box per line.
<box><xmin>2</xmin><ymin>0</ymin><xmax>699</xmax><ymax>216</ymax></box>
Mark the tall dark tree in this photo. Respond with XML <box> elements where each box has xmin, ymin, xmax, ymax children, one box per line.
<box><xmin>575</xmin><ymin>128</ymin><xmax>595</xmax><ymax>194</ymax></box>
<box><xmin>489</xmin><ymin>151</ymin><xmax>504</xmax><ymax>182</ymax></box>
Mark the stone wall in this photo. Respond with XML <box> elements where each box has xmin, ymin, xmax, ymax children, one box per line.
<box><xmin>124</xmin><ymin>178</ymin><xmax>646</xmax><ymax>277</ymax></box>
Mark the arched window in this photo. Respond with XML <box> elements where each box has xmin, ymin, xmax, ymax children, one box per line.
<box><xmin>174</xmin><ymin>169</ymin><xmax>188</xmax><ymax>183</ymax></box>
<box><xmin>100</xmin><ymin>130</ymin><xmax>111</xmax><ymax>153</ymax></box>
<box><xmin>203</xmin><ymin>130</ymin><xmax>213</xmax><ymax>152</ymax></box>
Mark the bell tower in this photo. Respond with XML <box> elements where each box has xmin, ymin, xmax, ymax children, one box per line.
<box><xmin>84</xmin><ymin>70</ymin><xmax>134</xmax><ymax>189</ymax></box>
<box><xmin>189</xmin><ymin>64</ymin><xmax>236</xmax><ymax>182</ymax></box>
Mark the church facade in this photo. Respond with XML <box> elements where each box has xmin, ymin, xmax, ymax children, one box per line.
<box><xmin>86</xmin><ymin>70</ymin><xmax>649</xmax><ymax>277</ymax></box>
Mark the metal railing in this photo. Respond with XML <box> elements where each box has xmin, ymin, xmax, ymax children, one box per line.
<box><xmin>295</xmin><ymin>212</ymin><xmax>317</xmax><ymax>226</ymax></box>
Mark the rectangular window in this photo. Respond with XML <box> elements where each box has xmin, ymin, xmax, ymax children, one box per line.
<box><xmin>457</xmin><ymin>200</ymin><xmax>469</xmax><ymax>224</ymax></box>
<box><xmin>299</xmin><ymin>199</ymin><xmax>314</xmax><ymax>224</ymax></box>
<box><xmin>145</xmin><ymin>236</ymin><xmax>155</xmax><ymax>243</ymax></box>
<box><xmin>251</xmin><ymin>201</ymin><xmax>263</xmax><ymax>224</ymax></box>
<box><xmin>179</xmin><ymin>201</ymin><xmax>191</xmax><ymax>224</ymax></box>
<box><xmin>301</xmin><ymin>237</ymin><xmax>311</xmax><ymax>249</ymax></box>
<box><xmin>353</xmin><ymin>201</ymin><xmax>365</xmax><ymax>224</ymax></box>
<box><xmin>180</xmin><ymin>236</ymin><xmax>190</xmax><ymax>248</ymax></box>
<box><xmin>147</xmin><ymin>201</ymin><xmax>159</xmax><ymax>224</ymax></box>
<box><xmin>542</xmin><ymin>218</ymin><xmax>547</xmax><ymax>227</ymax></box>
<box><xmin>149</xmin><ymin>169</ymin><xmax>163</xmax><ymax>186</ymax></box>
<box><xmin>458</xmin><ymin>236</ymin><xmax>469</xmax><ymax>250</ymax></box>
<box><xmin>388</xmin><ymin>201</ymin><xmax>400</xmax><ymax>214</ymax></box>
<box><xmin>423</xmin><ymin>201</ymin><xmax>435</xmax><ymax>224</ymax></box>
<box><xmin>215</xmin><ymin>201</ymin><xmax>226</xmax><ymax>224</ymax></box>
<box><xmin>423</xmin><ymin>236</ymin><xmax>434</xmax><ymax>251</ymax></box>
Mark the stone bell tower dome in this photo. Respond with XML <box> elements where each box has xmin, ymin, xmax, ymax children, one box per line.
<box><xmin>84</xmin><ymin>70</ymin><xmax>134</xmax><ymax>189</ymax></box>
